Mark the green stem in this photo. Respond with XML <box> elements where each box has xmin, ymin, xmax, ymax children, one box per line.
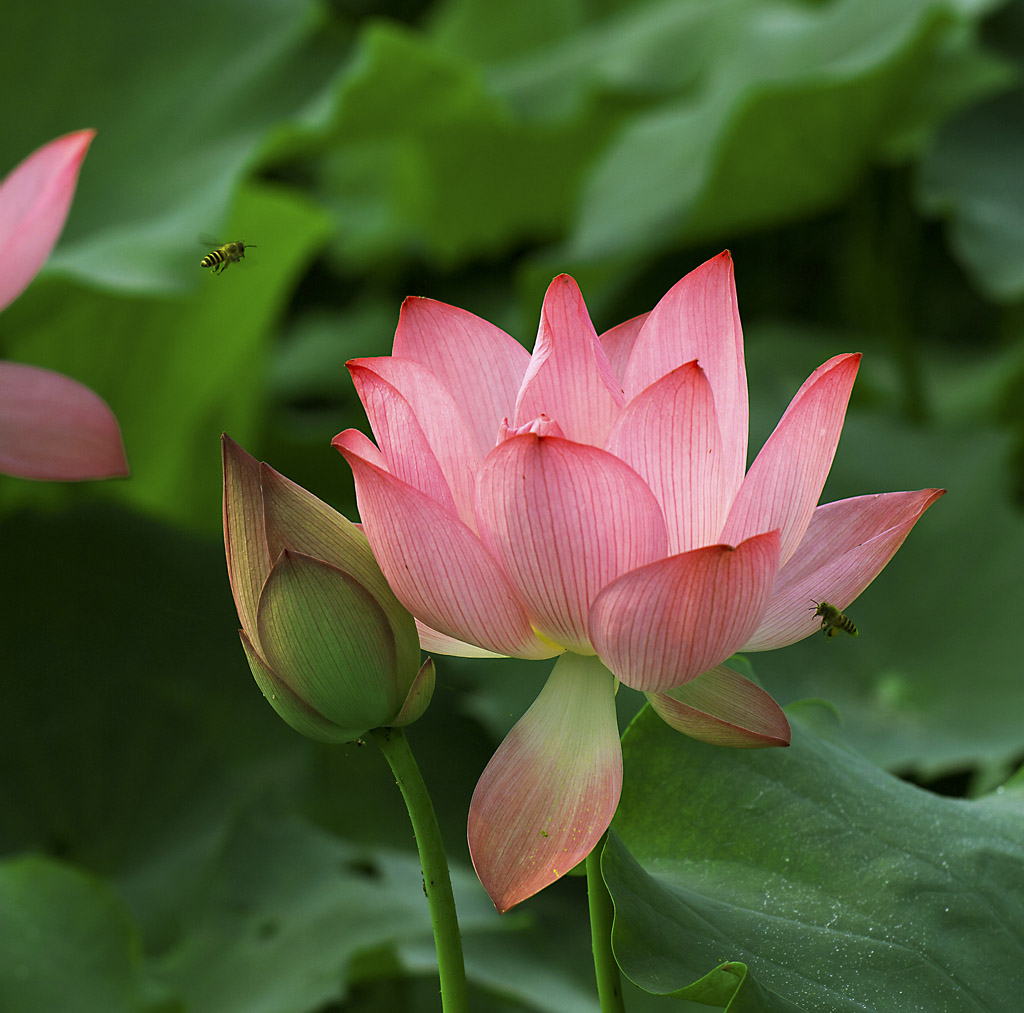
<box><xmin>370</xmin><ymin>726</ymin><xmax>469</xmax><ymax>1013</ymax></box>
<box><xmin>587</xmin><ymin>833</ymin><xmax>625</xmax><ymax>1013</ymax></box>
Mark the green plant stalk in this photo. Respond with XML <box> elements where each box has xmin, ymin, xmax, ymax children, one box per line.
<box><xmin>587</xmin><ymin>833</ymin><xmax>625</xmax><ymax>1013</ymax></box>
<box><xmin>370</xmin><ymin>726</ymin><xmax>469</xmax><ymax>1013</ymax></box>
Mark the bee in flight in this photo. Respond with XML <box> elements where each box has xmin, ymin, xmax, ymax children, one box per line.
<box><xmin>200</xmin><ymin>240</ymin><xmax>256</xmax><ymax>275</ymax></box>
<box><xmin>810</xmin><ymin>599</ymin><xmax>858</xmax><ymax>638</ymax></box>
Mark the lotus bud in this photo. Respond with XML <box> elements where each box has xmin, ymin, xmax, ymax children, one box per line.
<box><xmin>222</xmin><ymin>434</ymin><xmax>431</xmax><ymax>742</ymax></box>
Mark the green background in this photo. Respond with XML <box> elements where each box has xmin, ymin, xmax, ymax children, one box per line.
<box><xmin>2</xmin><ymin>0</ymin><xmax>1023</xmax><ymax>1009</ymax></box>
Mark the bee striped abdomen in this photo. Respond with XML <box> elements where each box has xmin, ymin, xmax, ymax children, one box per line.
<box><xmin>811</xmin><ymin>600</ymin><xmax>858</xmax><ymax>638</ymax></box>
<box><xmin>201</xmin><ymin>240</ymin><xmax>254</xmax><ymax>275</ymax></box>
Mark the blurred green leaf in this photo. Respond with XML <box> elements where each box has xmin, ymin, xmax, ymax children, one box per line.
<box><xmin>429</xmin><ymin>0</ymin><xmax>586</xmax><ymax>63</ymax></box>
<box><xmin>273</xmin><ymin>304</ymin><xmax>394</xmax><ymax>407</ymax></box>
<box><xmin>399</xmin><ymin>931</ymin><xmax>601</xmax><ymax>1013</ymax></box>
<box><xmin>484</xmin><ymin>0</ymin><xmax>754</xmax><ymax>120</ymax></box>
<box><xmin>0</xmin><ymin>857</ymin><xmax>180</xmax><ymax>1013</ymax></box>
<box><xmin>918</xmin><ymin>87</ymin><xmax>1024</xmax><ymax>301</ymax></box>
<box><xmin>0</xmin><ymin>504</ymin><xmax>298</xmax><ymax>932</ymax></box>
<box><xmin>0</xmin><ymin>183</ymin><xmax>331</xmax><ymax>531</ymax></box>
<box><xmin>302</xmin><ymin>21</ymin><xmax>615</xmax><ymax>268</ymax></box>
<box><xmin>0</xmin><ymin>0</ymin><xmax>336</xmax><ymax>293</ymax></box>
<box><xmin>565</xmin><ymin>0</ymin><xmax>1007</xmax><ymax>261</ymax></box>
<box><xmin>149</xmin><ymin>809</ymin><xmax>499</xmax><ymax>1013</ymax></box>
<box><xmin>606</xmin><ymin>705</ymin><xmax>1024</xmax><ymax>1010</ymax></box>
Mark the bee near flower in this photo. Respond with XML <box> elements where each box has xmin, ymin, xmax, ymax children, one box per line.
<box><xmin>200</xmin><ymin>240</ymin><xmax>255</xmax><ymax>275</ymax></box>
<box><xmin>810</xmin><ymin>600</ymin><xmax>858</xmax><ymax>638</ymax></box>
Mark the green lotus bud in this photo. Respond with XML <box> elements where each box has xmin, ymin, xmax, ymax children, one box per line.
<box><xmin>222</xmin><ymin>434</ymin><xmax>432</xmax><ymax>742</ymax></box>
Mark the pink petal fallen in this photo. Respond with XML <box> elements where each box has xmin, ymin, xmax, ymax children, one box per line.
<box><xmin>621</xmin><ymin>252</ymin><xmax>748</xmax><ymax>502</ymax></box>
<box><xmin>335</xmin><ymin>429</ymin><xmax>557</xmax><ymax>659</ymax></box>
<box><xmin>514</xmin><ymin>275</ymin><xmax>625</xmax><ymax>447</ymax></box>
<box><xmin>468</xmin><ymin>653</ymin><xmax>622</xmax><ymax>913</ymax></box>
<box><xmin>589</xmin><ymin>531</ymin><xmax>781</xmax><ymax>693</ymax></box>
<box><xmin>719</xmin><ymin>353</ymin><xmax>860</xmax><ymax>565</ymax></box>
<box><xmin>599</xmin><ymin>312</ymin><xmax>649</xmax><ymax>384</ymax></box>
<box><xmin>646</xmin><ymin>665</ymin><xmax>790</xmax><ymax>748</ymax></box>
<box><xmin>474</xmin><ymin>434</ymin><xmax>668</xmax><ymax>653</ymax></box>
<box><xmin>743</xmin><ymin>488</ymin><xmax>944</xmax><ymax>650</ymax></box>
<box><xmin>222</xmin><ymin>435</ymin><xmax>273</xmax><ymax>637</ymax></box>
<box><xmin>605</xmin><ymin>360</ymin><xmax>727</xmax><ymax>555</ymax></box>
<box><xmin>0</xmin><ymin>130</ymin><xmax>94</xmax><ymax>311</ymax></box>
<box><xmin>348</xmin><ymin>360</ymin><xmax>461</xmax><ymax>520</ymax></box>
<box><xmin>0</xmin><ymin>362</ymin><xmax>127</xmax><ymax>481</ymax></box>
<box><xmin>392</xmin><ymin>296</ymin><xmax>530</xmax><ymax>460</ymax></box>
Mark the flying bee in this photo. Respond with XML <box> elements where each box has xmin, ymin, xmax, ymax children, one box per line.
<box><xmin>200</xmin><ymin>240</ymin><xmax>255</xmax><ymax>275</ymax></box>
<box><xmin>810</xmin><ymin>599</ymin><xmax>858</xmax><ymax>638</ymax></box>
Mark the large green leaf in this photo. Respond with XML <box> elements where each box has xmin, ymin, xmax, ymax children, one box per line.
<box><xmin>564</xmin><ymin>0</ymin><xmax>1008</xmax><ymax>261</ymax></box>
<box><xmin>606</xmin><ymin>704</ymin><xmax>1024</xmax><ymax>1011</ymax></box>
<box><xmin>0</xmin><ymin>857</ymin><xmax>180</xmax><ymax>1013</ymax></box>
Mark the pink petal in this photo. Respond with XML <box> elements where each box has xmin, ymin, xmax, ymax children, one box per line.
<box><xmin>334</xmin><ymin>429</ymin><xmax>558</xmax><ymax>660</ymax></box>
<box><xmin>599</xmin><ymin>312</ymin><xmax>649</xmax><ymax>384</ymax></box>
<box><xmin>415</xmin><ymin>620</ymin><xmax>507</xmax><ymax>658</ymax></box>
<box><xmin>0</xmin><ymin>362</ymin><xmax>127</xmax><ymax>481</ymax></box>
<box><xmin>468</xmin><ymin>653</ymin><xmax>622</xmax><ymax>913</ymax></box>
<box><xmin>0</xmin><ymin>130</ymin><xmax>94</xmax><ymax>312</ymax></box>
<box><xmin>222</xmin><ymin>435</ymin><xmax>273</xmax><ymax>637</ymax></box>
<box><xmin>514</xmin><ymin>275</ymin><xmax>625</xmax><ymax>447</ymax></box>
<box><xmin>589</xmin><ymin>531</ymin><xmax>781</xmax><ymax>693</ymax></box>
<box><xmin>349</xmin><ymin>358</ymin><xmax>477</xmax><ymax>527</ymax></box>
<box><xmin>474</xmin><ymin>434</ymin><xmax>668</xmax><ymax>653</ymax></box>
<box><xmin>621</xmin><ymin>253</ymin><xmax>748</xmax><ymax>503</ymax></box>
<box><xmin>499</xmin><ymin>414</ymin><xmax>564</xmax><ymax>440</ymax></box>
<box><xmin>719</xmin><ymin>353</ymin><xmax>860</xmax><ymax>565</ymax></box>
<box><xmin>605</xmin><ymin>360</ymin><xmax>727</xmax><ymax>555</ymax></box>
<box><xmin>347</xmin><ymin>361</ymin><xmax>458</xmax><ymax>514</ymax></box>
<box><xmin>336</xmin><ymin>427</ymin><xmax>386</xmax><ymax>468</ymax></box>
<box><xmin>392</xmin><ymin>296</ymin><xmax>530</xmax><ymax>460</ymax></box>
<box><xmin>646</xmin><ymin>665</ymin><xmax>790</xmax><ymax>748</ymax></box>
<box><xmin>743</xmin><ymin>488</ymin><xmax>944</xmax><ymax>650</ymax></box>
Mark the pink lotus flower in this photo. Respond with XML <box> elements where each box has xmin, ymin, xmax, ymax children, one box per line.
<box><xmin>333</xmin><ymin>253</ymin><xmax>942</xmax><ymax>912</ymax></box>
<box><xmin>0</xmin><ymin>130</ymin><xmax>127</xmax><ymax>481</ymax></box>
